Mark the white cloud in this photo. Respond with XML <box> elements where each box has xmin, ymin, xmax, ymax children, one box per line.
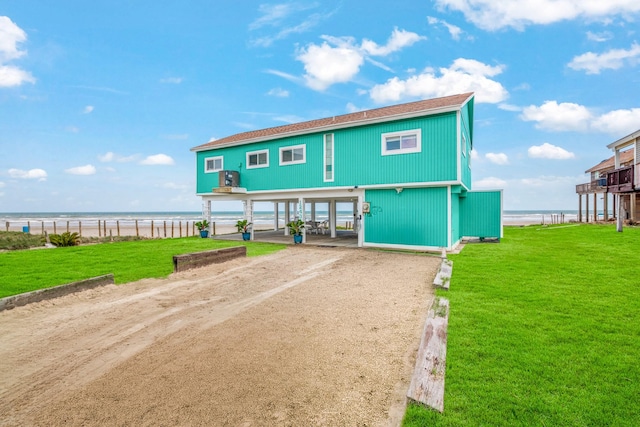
<box><xmin>346</xmin><ymin>102</ymin><xmax>362</xmax><ymax>113</ymax></box>
<box><xmin>587</xmin><ymin>31</ymin><xmax>613</xmax><ymax>42</ymax></box>
<box><xmin>521</xmin><ymin>100</ymin><xmax>640</xmax><ymax>135</ymax></box>
<box><xmin>360</xmin><ymin>28</ymin><xmax>425</xmax><ymax>56</ymax></box>
<box><xmin>474</xmin><ymin>176</ymin><xmax>507</xmax><ymax>188</ymax></box>
<box><xmin>528</xmin><ymin>142</ymin><xmax>575</xmax><ymax>159</ymax></box>
<box><xmin>65</xmin><ymin>164</ymin><xmax>97</xmax><ymax>175</ymax></box>
<box><xmin>427</xmin><ymin>16</ymin><xmax>465</xmax><ymax>40</ymax></box>
<box><xmin>140</xmin><ymin>154</ymin><xmax>175</xmax><ymax>165</ymax></box>
<box><xmin>568</xmin><ymin>42</ymin><xmax>640</xmax><ymax>74</ymax></box>
<box><xmin>0</xmin><ymin>181</ymin><xmax>5</xmax><ymax>188</ymax></box>
<box><xmin>264</xmin><ymin>69</ymin><xmax>303</xmax><ymax>84</ymax></box>
<box><xmin>498</xmin><ymin>103</ymin><xmax>521</xmax><ymax>112</ymax></box>
<box><xmin>434</xmin><ymin>0</ymin><xmax>640</xmax><ymax>31</ymax></box>
<box><xmin>0</xmin><ymin>17</ymin><xmax>35</xmax><ymax>87</ymax></box>
<box><xmin>159</xmin><ymin>77</ymin><xmax>183</xmax><ymax>84</ymax></box>
<box><xmin>83</xmin><ymin>105</ymin><xmax>94</xmax><ymax>114</ymax></box>
<box><xmin>486</xmin><ymin>152</ymin><xmax>509</xmax><ymax>165</ymax></box>
<box><xmin>470</xmin><ymin>149</ymin><xmax>479</xmax><ymax>160</ymax></box>
<box><xmin>249</xmin><ymin>3</ymin><xmax>331</xmax><ymax>47</ymax></box>
<box><xmin>8</xmin><ymin>168</ymin><xmax>47</xmax><ymax>181</ymax></box>
<box><xmin>296</xmin><ymin>28</ymin><xmax>424</xmax><ymax>91</ymax></box>
<box><xmin>274</xmin><ymin>115</ymin><xmax>305</xmax><ymax>124</ymax></box>
<box><xmin>267</xmin><ymin>87</ymin><xmax>289</xmax><ymax>97</ymax></box>
<box><xmin>520</xmin><ymin>101</ymin><xmax>592</xmax><ymax>131</ymax></box>
<box><xmin>369</xmin><ymin>58</ymin><xmax>508</xmax><ymax>104</ymax></box>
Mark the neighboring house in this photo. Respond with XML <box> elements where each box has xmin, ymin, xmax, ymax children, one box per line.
<box><xmin>576</xmin><ymin>129</ymin><xmax>640</xmax><ymax>223</ymax></box>
<box><xmin>191</xmin><ymin>92</ymin><xmax>503</xmax><ymax>251</ymax></box>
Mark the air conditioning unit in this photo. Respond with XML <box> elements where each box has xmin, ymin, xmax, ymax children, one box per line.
<box><xmin>218</xmin><ymin>170</ymin><xmax>240</xmax><ymax>187</ymax></box>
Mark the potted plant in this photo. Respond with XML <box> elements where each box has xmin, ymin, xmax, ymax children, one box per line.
<box><xmin>236</xmin><ymin>219</ymin><xmax>252</xmax><ymax>241</ymax></box>
<box><xmin>286</xmin><ymin>219</ymin><xmax>305</xmax><ymax>244</ymax></box>
<box><xmin>195</xmin><ymin>219</ymin><xmax>210</xmax><ymax>238</ymax></box>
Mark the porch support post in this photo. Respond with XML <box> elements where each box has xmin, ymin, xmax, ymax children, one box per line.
<box><xmin>284</xmin><ymin>202</ymin><xmax>290</xmax><ymax>236</ymax></box>
<box><xmin>352</xmin><ymin>200</ymin><xmax>358</xmax><ymax>230</ymax></box>
<box><xmin>593</xmin><ymin>192</ymin><xmax>598</xmax><ymax>222</ymax></box>
<box><xmin>329</xmin><ymin>200</ymin><xmax>337</xmax><ymax>238</ymax></box>
<box><xmin>613</xmin><ymin>194</ymin><xmax>617</xmax><ymax>219</ymax></box>
<box><xmin>617</xmin><ymin>195</ymin><xmax>623</xmax><ymax>232</ymax></box>
<box><xmin>299</xmin><ymin>197</ymin><xmax>307</xmax><ymax>243</ymax></box>
<box><xmin>243</xmin><ymin>199</ymin><xmax>254</xmax><ymax>240</ymax></box>
<box><xmin>604</xmin><ymin>193</ymin><xmax>609</xmax><ymax>221</ymax></box>
<box><xmin>273</xmin><ymin>202</ymin><xmax>279</xmax><ymax>231</ymax></box>
<box><xmin>578</xmin><ymin>194</ymin><xmax>582</xmax><ymax>222</ymax></box>
<box><xmin>311</xmin><ymin>202</ymin><xmax>316</xmax><ymax>223</ymax></box>
<box><xmin>586</xmin><ymin>193</ymin><xmax>590</xmax><ymax>223</ymax></box>
<box><xmin>357</xmin><ymin>194</ymin><xmax>364</xmax><ymax>247</ymax></box>
<box><xmin>631</xmin><ymin>193</ymin><xmax>637</xmax><ymax>222</ymax></box>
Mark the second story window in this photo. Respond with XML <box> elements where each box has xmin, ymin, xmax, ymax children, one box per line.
<box><xmin>247</xmin><ymin>149</ymin><xmax>269</xmax><ymax>169</ymax></box>
<box><xmin>279</xmin><ymin>144</ymin><xmax>306</xmax><ymax>165</ymax></box>
<box><xmin>205</xmin><ymin>156</ymin><xmax>223</xmax><ymax>173</ymax></box>
<box><xmin>381</xmin><ymin>129</ymin><xmax>422</xmax><ymax>156</ymax></box>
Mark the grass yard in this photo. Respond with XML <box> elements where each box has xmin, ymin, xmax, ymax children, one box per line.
<box><xmin>0</xmin><ymin>237</ymin><xmax>285</xmax><ymax>298</ymax></box>
<box><xmin>403</xmin><ymin>224</ymin><xmax>640</xmax><ymax>426</ymax></box>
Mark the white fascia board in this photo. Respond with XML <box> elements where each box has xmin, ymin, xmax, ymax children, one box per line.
<box><xmin>456</xmin><ymin>111</ymin><xmax>461</xmax><ymax>183</ymax></box>
<box><xmin>191</xmin><ymin>105</ymin><xmax>463</xmax><ymax>152</ymax></box>
<box><xmin>607</xmin><ymin>129</ymin><xmax>640</xmax><ymax>150</ymax></box>
<box><xmin>362</xmin><ymin>241</ymin><xmax>447</xmax><ymax>253</ymax></box>
<box><xmin>447</xmin><ymin>185</ymin><xmax>452</xmax><ymax>250</ymax></box>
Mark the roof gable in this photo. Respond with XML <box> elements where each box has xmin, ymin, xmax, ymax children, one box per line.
<box><xmin>191</xmin><ymin>92</ymin><xmax>474</xmax><ymax>152</ymax></box>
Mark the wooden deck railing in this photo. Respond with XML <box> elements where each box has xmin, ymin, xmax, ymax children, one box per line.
<box><xmin>576</xmin><ymin>178</ymin><xmax>607</xmax><ymax>194</ymax></box>
<box><xmin>607</xmin><ymin>165</ymin><xmax>635</xmax><ymax>193</ymax></box>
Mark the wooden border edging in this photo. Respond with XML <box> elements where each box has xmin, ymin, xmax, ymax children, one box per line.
<box><xmin>407</xmin><ymin>296</ymin><xmax>449</xmax><ymax>412</ymax></box>
<box><xmin>0</xmin><ymin>274</ymin><xmax>115</xmax><ymax>312</ymax></box>
<box><xmin>173</xmin><ymin>246</ymin><xmax>247</xmax><ymax>273</ymax></box>
<box><xmin>433</xmin><ymin>259</ymin><xmax>453</xmax><ymax>290</ymax></box>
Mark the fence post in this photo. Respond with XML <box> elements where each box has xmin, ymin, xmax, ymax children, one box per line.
<box><xmin>79</xmin><ymin>221</ymin><xmax>82</xmax><ymax>236</ymax></box>
<box><xmin>135</xmin><ymin>220</ymin><xmax>139</xmax><ymax>237</ymax></box>
<box><xmin>179</xmin><ymin>221</ymin><xmax>182</xmax><ymax>237</ymax></box>
<box><xmin>117</xmin><ymin>220</ymin><xmax>120</xmax><ymax>237</ymax></box>
<box><xmin>171</xmin><ymin>222</ymin><xmax>174</xmax><ymax>238</ymax></box>
<box><xmin>151</xmin><ymin>220</ymin><xmax>154</xmax><ymax>238</ymax></box>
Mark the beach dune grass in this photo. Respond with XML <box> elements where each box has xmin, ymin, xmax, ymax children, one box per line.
<box><xmin>0</xmin><ymin>237</ymin><xmax>285</xmax><ymax>298</ymax></box>
<box><xmin>403</xmin><ymin>224</ymin><xmax>640</xmax><ymax>426</ymax></box>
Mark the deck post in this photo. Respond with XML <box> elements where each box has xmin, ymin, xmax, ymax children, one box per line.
<box><xmin>330</xmin><ymin>199</ymin><xmax>337</xmax><ymax>238</ymax></box>
<box><xmin>273</xmin><ymin>202</ymin><xmax>279</xmax><ymax>231</ymax></box>
<box><xmin>578</xmin><ymin>194</ymin><xmax>582</xmax><ymax>222</ymax></box>
<box><xmin>603</xmin><ymin>194</ymin><xmax>609</xmax><ymax>221</ymax></box>
<box><xmin>631</xmin><ymin>193</ymin><xmax>637</xmax><ymax>222</ymax></box>
<box><xmin>311</xmin><ymin>202</ymin><xmax>316</xmax><ymax>223</ymax></box>
<box><xmin>617</xmin><ymin>195</ymin><xmax>623</xmax><ymax>232</ymax></box>
<box><xmin>585</xmin><ymin>193</ymin><xmax>590</xmax><ymax>223</ymax></box>
<box><xmin>299</xmin><ymin>197</ymin><xmax>306</xmax><ymax>243</ymax></box>
<box><xmin>593</xmin><ymin>192</ymin><xmax>598</xmax><ymax>222</ymax></box>
<box><xmin>284</xmin><ymin>202</ymin><xmax>290</xmax><ymax>236</ymax></box>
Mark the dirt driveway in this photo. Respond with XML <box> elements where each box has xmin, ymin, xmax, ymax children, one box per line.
<box><xmin>0</xmin><ymin>246</ymin><xmax>438</xmax><ymax>426</ymax></box>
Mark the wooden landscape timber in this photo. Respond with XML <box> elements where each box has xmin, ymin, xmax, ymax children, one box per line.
<box><xmin>173</xmin><ymin>246</ymin><xmax>247</xmax><ymax>272</ymax></box>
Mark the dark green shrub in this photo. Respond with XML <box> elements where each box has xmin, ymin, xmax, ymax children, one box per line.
<box><xmin>49</xmin><ymin>231</ymin><xmax>80</xmax><ymax>247</ymax></box>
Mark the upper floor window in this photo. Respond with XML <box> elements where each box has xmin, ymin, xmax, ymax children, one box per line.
<box><xmin>279</xmin><ymin>144</ymin><xmax>306</xmax><ymax>165</ymax></box>
<box><xmin>246</xmin><ymin>149</ymin><xmax>269</xmax><ymax>169</ymax></box>
<box><xmin>324</xmin><ymin>134</ymin><xmax>334</xmax><ymax>182</ymax></box>
<box><xmin>205</xmin><ymin>156</ymin><xmax>223</xmax><ymax>173</ymax></box>
<box><xmin>381</xmin><ymin>129</ymin><xmax>422</xmax><ymax>156</ymax></box>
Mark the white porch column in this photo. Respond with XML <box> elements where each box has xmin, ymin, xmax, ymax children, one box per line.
<box><xmin>273</xmin><ymin>202</ymin><xmax>279</xmax><ymax>231</ymax></box>
<box><xmin>299</xmin><ymin>197</ymin><xmax>307</xmax><ymax>243</ymax></box>
<box><xmin>243</xmin><ymin>199</ymin><xmax>254</xmax><ymax>240</ymax></box>
<box><xmin>352</xmin><ymin>200</ymin><xmax>358</xmax><ymax>230</ymax></box>
<box><xmin>311</xmin><ymin>202</ymin><xmax>316</xmax><ymax>222</ymax></box>
<box><xmin>329</xmin><ymin>200</ymin><xmax>337</xmax><ymax>238</ymax></box>
<box><xmin>284</xmin><ymin>202</ymin><xmax>290</xmax><ymax>236</ymax></box>
<box><xmin>617</xmin><ymin>195</ymin><xmax>623</xmax><ymax>232</ymax></box>
<box><xmin>357</xmin><ymin>194</ymin><xmax>364</xmax><ymax>247</ymax></box>
<box><xmin>203</xmin><ymin>200</ymin><xmax>212</xmax><ymax>235</ymax></box>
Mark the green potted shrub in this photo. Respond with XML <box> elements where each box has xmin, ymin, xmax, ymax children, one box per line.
<box><xmin>195</xmin><ymin>219</ymin><xmax>210</xmax><ymax>238</ymax></box>
<box><xmin>286</xmin><ymin>219</ymin><xmax>305</xmax><ymax>244</ymax></box>
<box><xmin>236</xmin><ymin>219</ymin><xmax>252</xmax><ymax>241</ymax></box>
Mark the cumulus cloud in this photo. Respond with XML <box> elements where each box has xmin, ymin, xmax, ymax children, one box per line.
<box><xmin>140</xmin><ymin>154</ymin><xmax>175</xmax><ymax>165</ymax></box>
<box><xmin>528</xmin><ymin>142</ymin><xmax>575</xmax><ymax>159</ymax></box>
<box><xmin>83</xmin><ymin>105</ymin><xmax>94</xmax><ymax>114</ymax></box>
<box><xmin>521</xmin><ymin>100</ymin><xmax>640</xmax><ymax>135</ymax></box>
<box><xmin>0</xmin><ymin>16</ymin><xmax>35</xmax><ymax>87</ymax></box>
<box><xmin>267</xmin><ymin>87</ymin><xmax>289</xmax><ymax>97</ymax></box>
<box><xmin>369</xmin><ymin>58</ymin><xmax>508</xmax><ymax>104</ymax></box>
<box><xmin>434</xmin><ymin>0</ymin><xmax>640</xmax><ymax>31</ymax></box>
<box><xmin>427</xmin><ymin>16</ymin><xmax>466</xmax><ymax>40</ymax></box>
<box><xmin>474</xmin><ymin>176</ymin><xmax>507</xmax><ymax>188</ymax></box>
<box><xmin>8</xmin><ymin>168</ymin><xmax>47</xmax><ymax>181</ymax></box>
<box><xmin>486</xmin><ymin>152</ymin><xmax>509</xmax><ymax>165</ymax></box>
<box><xmin>296</xmin><ymin>28</ymin><xmax>424</xmax><ymax>91</ymax></box>
<box><xmin>568</xmin><ymin>43</ymin><xmax>640</xmax><ymax>74</ymax></box>
<box><xmin>586</xmin><ymin>31</ymin><xmax>613</xmax><ymax>42</ymax></box>
<box><xmin>65</xmin><ymin>164</ymin><xmax>97</xmax><ymax>175</ymax></box>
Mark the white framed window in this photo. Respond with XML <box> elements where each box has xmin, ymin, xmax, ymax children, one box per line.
<box><xmin>279</xmin><ymin>144</ymin><xmax>306</xmax><ymax>165</ymax></box>
<box><xmin>324</xmin><ymin>134</ymin><xmax>334</xmax><ymax>182</ymax></box>
<box><xmin>205</xmin><ymin>156</ymin><xmax>223</xmax><ymax>173</ymax></box>
<box><xmin>381</xmin><ymin>129</ymin><xmax>421</xmax><ymax>156</ymax></box>
<box><xmin>246</xmin><ymin>149</ymin><xmax>269</xmax><ymax>169</ymax></box>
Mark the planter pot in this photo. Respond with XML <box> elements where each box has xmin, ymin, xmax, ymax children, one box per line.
<box><xmin>242</xmin><ymin>232</ymin><xmax>251</xmax><ymax>241</ymax></box>
<box><xmin>200</xmin><ymin>230</ymin><xmax>209</xmax><ymax>238</ymax></box>
<box><xmin>293</xmin><ymin>234</ymin><xmax>303</xmax><ymax>244</ymax></box>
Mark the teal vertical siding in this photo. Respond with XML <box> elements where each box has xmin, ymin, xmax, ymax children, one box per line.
<box><xmin>451</xmin><ymin>191</ymin><xmax>460</xmax><ymax>244</ymax></box>
<box><xmin>196</xmin><ymin>112</ymin><xmax>459</xmax><ymax>194</ymax></box>
<box><xmin>364</xmin><ymin>187</ymin><xmax>449</xmax><ymax>247</ymax></box>
<box><xmin>460</xmin><ymin>191</ymin><xmax>502</xmax><ymax>238</ymax></box>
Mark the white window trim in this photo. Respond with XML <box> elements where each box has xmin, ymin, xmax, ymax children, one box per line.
<box><xmin>381</xmin><ymin>129</ymin><xmax>422</xmax><ymax>156</ymax></box>
<box><xmin>246</xmin><ymin>149</ymin><xmax>269</xmax><ymax>169</ymax></box>
<box><xmin>279</xmin><ymin>144</ymin><xmax>306</xmax><ymax>166</ymax></box>
<box><xmin>324</xmin><ymin>133</ymin><xmax>334</xmax><ymax>182</ymax></box>
<box><xmin>204</xmin><ymin>156</ymin><xmax>224</xmax><ymax>173</ymax></box>
<box><xmin>462</xmin><ymin>133</ymin><xmax>467</xmax><ymax>157</ymax></box>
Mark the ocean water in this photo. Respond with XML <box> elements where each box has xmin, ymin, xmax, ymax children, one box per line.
<box><xmin>0</xmin><ymin>210</ymin><xmax>597</xmax><ymax>228</ymax></box>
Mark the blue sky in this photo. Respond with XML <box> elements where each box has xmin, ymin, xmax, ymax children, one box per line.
<box><xmin>1</xmin><ymin>1</ymin><xmax>639</xmax><ymax>213</ymax></box>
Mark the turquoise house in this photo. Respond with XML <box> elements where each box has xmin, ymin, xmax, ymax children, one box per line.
<box><xmin>191</xmin><ymin>92</ymin><xmax>502</xmax><ymax>251</ymax></box>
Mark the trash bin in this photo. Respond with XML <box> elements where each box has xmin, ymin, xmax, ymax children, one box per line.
<box><xmin>22</xmin><ymin>226</ymin><xmax>29</xmax><ymax>233</ymax></box>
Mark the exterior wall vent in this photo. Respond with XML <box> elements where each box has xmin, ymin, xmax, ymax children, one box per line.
<box><xmin>218</xmin><ymin>170</ymin><xmax>240</xmax><ymax>187</ymax></box>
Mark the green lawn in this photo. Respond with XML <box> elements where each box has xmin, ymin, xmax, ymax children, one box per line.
<box><xmin>403</xmin><ymin>224</ymin><xmax>640</xmax><ymax>426</ymax></box>
<box><xmin>0</xmin><ymin>237</ymin><xmax>286</xmax><ymax>298</ymax></box>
